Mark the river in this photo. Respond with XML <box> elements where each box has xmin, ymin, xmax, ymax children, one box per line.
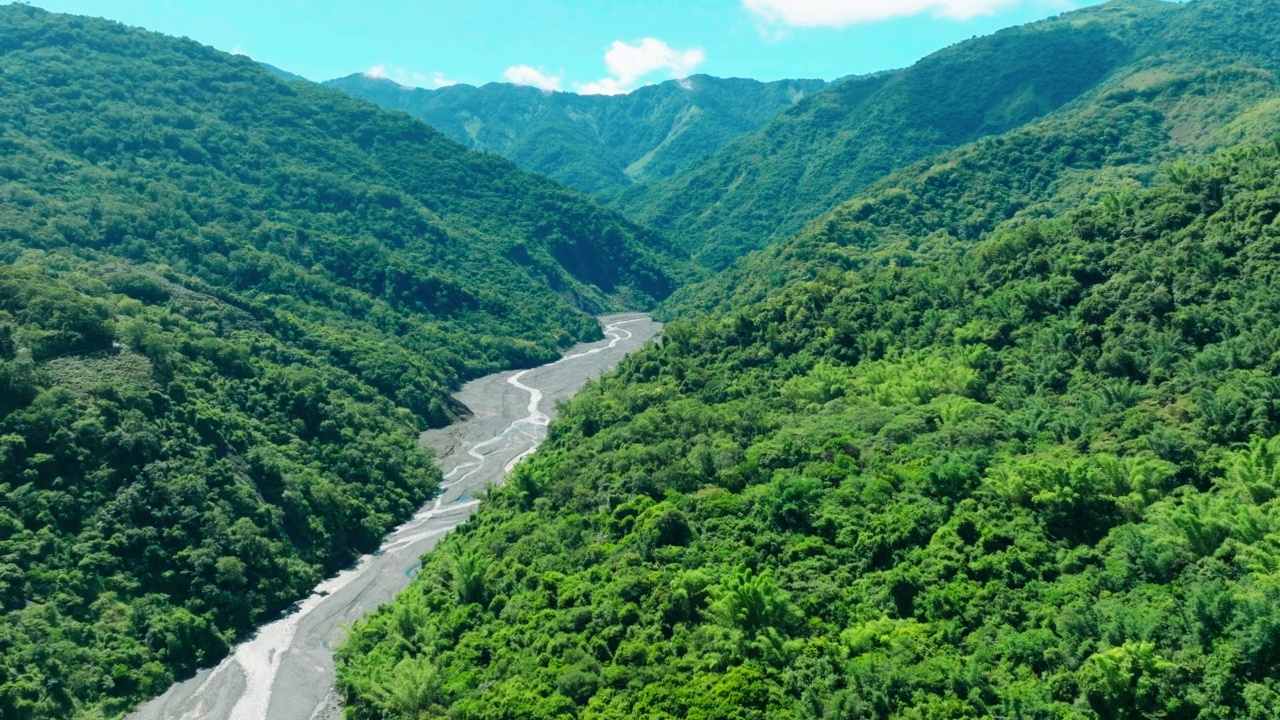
<box><xmin>128</xmin><ymin>313</ymin><xmax>662</xmax><ymax>720</ymax></box>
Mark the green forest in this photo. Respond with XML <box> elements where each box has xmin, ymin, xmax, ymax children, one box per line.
<box><xmin>338</xmin><ymin>137</ymin><xmax>1280</xmax><ymax>719</ymax></box>
<box><xmin>617</xmin><ymin>0</ymin><xmax>1280</xmax><ymax>271</ymax></box>
<box><xmin>0</xmin><ymin>4</ymin><xmax>689</xmax><ymax>718</ymax></box>
<box><xmin>660</xmin><ymin>0</ymin><xmax>1280</xmax><ymax>314</ymax></box>
<box><xmin>332</xmin><ymin>0</ymin><xmax>1280</xmax><ymax>717</ymax></box>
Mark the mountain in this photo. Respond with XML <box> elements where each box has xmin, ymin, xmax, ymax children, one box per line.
<box><xmin>616</xmin><ymin>0</ymin><xmax>1178</xmax><ymax>270</ymax></box>
<box><xmin>324</xmin><ymin>74</ymin><xmax>827</xmax><ymax>198</ymax></box>
<box><xmin>336</xmin><ymin>0</ymin><xmax>1280</xmax><ymax>717</ymax></box>
<box><xmin>662</xmin><ymin>0</ymin><xmax>1280</xmax><ymax>313</ymax></box>
<box><xmin>0</xmin><ymin>5</ymin><xmax>691</xmax><ymax>717</ymax></box>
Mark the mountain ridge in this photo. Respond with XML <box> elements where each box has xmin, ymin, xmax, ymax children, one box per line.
<box><xmin>659</xmin><ymin>0</ymin><xmax>1280</xmax><ymax>316</ymax></box>
<box><xmin>324</xmin><ymin>72</ymin><xmax>827</xmax><ymax>198</ymax></box>
<box><xmin>616</xmin><ymin>0</ymin><xmax>1182</xmax><ymax>270</ymax></box>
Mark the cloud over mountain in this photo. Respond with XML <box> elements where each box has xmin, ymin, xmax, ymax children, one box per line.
<box><xmin>364</xmin><ymin>65</ymin><xmax>454</xmax><ymax>88</ymax></box>
<box><xmin>579</xmin><ymin>38</ymin><xmax>705</xmax><ymax>96</ymax></box>
<box><xmin>502</xmin><ymin>64</ymin><xmax>563</xmax><ymax>91</ymax></box>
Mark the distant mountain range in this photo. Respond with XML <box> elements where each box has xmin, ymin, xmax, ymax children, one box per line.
<box><xmin>323</xmin><ymin>73</ymin><xmax>826</xmax><ymax>198</ymax></box>
<box><xmin>318</xmin><ymin>0</ymin><xmax>1232</xmax><ymax>272</ymax></box>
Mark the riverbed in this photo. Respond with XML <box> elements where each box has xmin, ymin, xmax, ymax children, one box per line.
<box><xmin>128</xmin><ymin>313</ymin><xmax>662</xmax><ymax>720</ymax></box>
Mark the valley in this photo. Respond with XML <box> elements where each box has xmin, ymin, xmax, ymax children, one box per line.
<box><xmin>3</xmin><ymin>0</ymin><xmax>1280</xmax><ymax>717</ymax></box>
<box><xmin>128</xmin><ymin>315</ymin><xmax>660</xmax><ymax>720</ymax></box>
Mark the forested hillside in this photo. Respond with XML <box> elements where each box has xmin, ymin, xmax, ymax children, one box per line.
<box><xmin>325</xmin><ymin>74</ymin><xmax>825</xmax><ymax>198</ymax></box>
<box><xmin>619</xmin><ymin>0</ymin><xmax>1280</xmax><ymax>271</ymax></box>
<box><xmin>338</xmin><ymin>136</ymin><xmax>1280</xmax><ymax>718</ymax></box>
<box><xmin>661</xmin><ymin>0</ymin><xmax>1280</xmax><ymax>308</ymax></box>
<box><xmin>0</xmin><ymin>5</ymin><xmax>689</xmax><ymax>717</ymax></box>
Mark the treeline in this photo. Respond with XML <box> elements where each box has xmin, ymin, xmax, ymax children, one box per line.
<box><xmin>337</xmin><ymin>141</ymin><xmax>1280</xmax><ymax>718</ymax></box>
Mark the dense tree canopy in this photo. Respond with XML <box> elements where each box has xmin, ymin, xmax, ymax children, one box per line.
<box><xmin>8</xmin><ymin>0</ymin><xmax>1280</xmax><ymax>718</ymax></box>
<box><xmin>0</xmin><ymin>4</ymin><xmax>689</xmax><ymax>717</ymax></box>
<box><xmin>0</xmin><ymin>257</ymin><xmax>440</xmax><ymax>717</ymax></box>
<box><xmin>338</xmin><ymin>139</ymin><xmax>1280</xmax><ymax>719</ymax></box>
<box><xmin>0</xmin><ymin>3</ymin><xmax>691</xmax><ymax>363</ymax></box>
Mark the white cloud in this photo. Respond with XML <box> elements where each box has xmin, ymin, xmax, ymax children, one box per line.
<box><xmin>364</xmin><ymin>65</ymin><xmax>457</xmax><ymax>89</ymax></box>
<box><xmin>743</xmin><ymin>0</ymin><xmax>1022</xmax><ymax>26</ymax></box>
<box><xmin>577</xmin><ymin>38</ymin><xmax>706</xmax><ymax>96</ymax></box>
<box><xmin>577</xmin><ymin>77</ymin><xmax>628</xmax><ymax>96</ymax></box>
<box><xmin>503</xmin><ymin>64</ymin><xmax>563</xmax><ymax>92</ymax></box>
<box><xmin>604</xmin><ymin>38</ymin><xmax>705</xmax><ymax>87</ymax></box>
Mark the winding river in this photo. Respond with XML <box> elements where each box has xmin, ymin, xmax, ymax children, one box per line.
<box><xmin>129</xmin><ymin>314</ymin><xmax>662</xmax><ymax>720</ymax></box>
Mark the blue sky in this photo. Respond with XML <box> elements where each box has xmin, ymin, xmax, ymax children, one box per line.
<box><xmin>27</xmin><ymin>0</ymin><xmax>1104</xmax><ymax>93</ymax></box>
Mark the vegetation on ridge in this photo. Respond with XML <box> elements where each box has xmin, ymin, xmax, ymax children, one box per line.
<box><xmin>8</xmin><ymin>0</ymin><xmax>1280</xmax><ymax>717</ymax></box>
<box><xmin>331</xmin><ymin>3</ymin><xmax>1280</xmax><ymax>718</ymax></box>
<box><xmin>614</xmin><ymin>0</ymin><xmax>1170</xmax><ymax>270</ymax></box>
